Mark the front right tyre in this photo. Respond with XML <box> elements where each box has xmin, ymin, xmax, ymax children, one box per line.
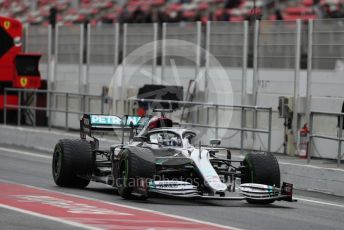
<box><xmin>241</xmin><ymin>152</ymin><xmax>280</xmax><ymax>204</ymax></box>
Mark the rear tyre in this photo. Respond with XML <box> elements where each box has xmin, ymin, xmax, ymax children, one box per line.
<box><xmin>117</xmin><ymin>147</ymin><xmax>155</xmax><ymax>200</ymax></box>
<box><xmin>52</xmin><ymin>139</ymin><xmax>94</xmax><ymax>188</ymax></box>
<box><xmin>242</xmin><ymin>152</ymin><xmax>280</xmax><ymax>204</ymax></box>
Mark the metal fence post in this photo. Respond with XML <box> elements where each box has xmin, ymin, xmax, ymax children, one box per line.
<box><xmin>252</xmin><ymin>20</ymin><xmax>259</xmax><ymax>107</ymax></box>
<box><xmin>252</xmin><ymin>20</ymin><xmax>260</xmax><ymax>137</ymax></box>
<box><xmin>240</xmin><ymin>107</ymin><xmax>245</xmax><ymax>155</ymax></box>
<box><xmin>122</xmin><ymin>100</ymin><xmax>126</xmax><ymax>116</ymax></box>
<box><xmin>79</xmin><ymin>24</ymin><xmax>84</xmax><ymax>94</ymax></box>
<box><xmin>268</xmin><ymin>108</ymin><xmax>272</xmax><ymax>153</ymax></box>
<box><xmin>82</xmin><ymin>95</ymin><xmax>86</xmax><ymax>114</ymax></box>
<box><xmin>101</xmin><ymin>94</ymin><xmax>104</xmax><ymax>114</ymax></box>
<box><xmin>206</xmin><ymin>106</ymin><xmax>210</xmax><ymax>125</ymax></box>
<box><xmin>33</xmin><ymin>91</ymin><xmax>37</xmax><ymax>127</ymax></box>
<box><xmin>195</xmin><ymin>21</ymin><xmax>201</xmax><ymax>80</ymax></box>
<box><xmin>65</xmin><ymin>93</ymin><xmax>69</xmax><ymax>130</ymax></box>
<box><xmin>85</xmin><ymin>97</ymin><xmax>90</xmax><ymax>114</ymax></box>
<box><xmin>114</xmin><ymin>23</ymin><xmax>119</xmax><ymax>73</ymax></box>
<box><xmin>54</xmin><ymin>25</ymin><xmax>59</xmax><ymax>92</ymax></box>
<box><xmin>127</xmin><ymin>100</ymin><xmax>130</xmax><ymax>115</ymax></box>
<box><xmin>86</xmin><ymin>23</ymin><xmax>91</xmax><ymax>94</ymax></box>
<box><xmin>17</xmin><ymin>92</ymin><xmax>21</xmax><ymax>126</ymax></box>
<box><xmin>292</xmin><ymin>20</ymin><xmax>302</xmax><ymax>144</ymax></box>
<box><xmin>242</xmin><ymin>21</ymin><xmax>248</xmax><ymax>106</ymax></box>
<box><xmin>121</xmin><ymin>24</ymin><xmax>127</xmax><ymax>111</ymax></box>
<box><xmin>205</xmin><ymin>21</ymin><xmax>210</xmax><ymax>102</ymax></box>
<box><xmin>338</xmin><ymin>115</ymin><xmax>343</xmax><ymax>167</ymax></box>
<box><xmin>114</xmin><ymin>100</ymin><xmax>117</xmax><ymax>115</ymax></box>
<box><xmin>48</xmin><ymin>91</ymin><xmax>52</xmax><ymax>130</ymax></box>
<box><xmin>55</xmin><ymin>94</ymin><xmax>58</xmax><ymax>121</ymax></box>
<box><xmin>242</xmin><ymin>21</ymin><xmax>249</xmax><ymax>143</ymax></box>
<box><xmin>47</xmin><ymin>25</ymin><xmax>52</xmax><ymax>91</ymax></box>
<box><xmin>161</xmin><ymin>22</ymin><xmax>166</xmax><ymax>84</ymax></box>
<box><xmin>3</xmin><ymin>90</ymin><xmax>7</xmax><ymax>125</ymax></box>
<box><xmin>152</xmin><ymin>23</ymin><xmax>158</xmax><ymax>84</ymax></box>
<box><xmin>306</xmin><ymin>20</ymin><xmax>313</xmax><ymax>129</ymax></box>
<box><xmin>215</xmin><ymin>105</ymin><xmax>219</xmax><ymax>139</ymax></box>
<box><xmin>307</xmin><ymin>112</ymin><xmax>313</xmax><ymax>164</ymax></box>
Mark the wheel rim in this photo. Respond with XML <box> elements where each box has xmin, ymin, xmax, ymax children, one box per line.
<box><xmin>119</xmin><ymin>159</ymin><xmax>128</xmax><ymax>187</ymax></box>
<box><xmin>117</xmin><ymin>153</ymin><xmax>130</xmax><ymax>196</ymax></box>
<box><xmin>53</xmin><ymin>146</ymin><xmax>62</xmax><ymax>178</ymax></box>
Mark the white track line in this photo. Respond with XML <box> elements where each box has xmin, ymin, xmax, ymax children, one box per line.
<box><xmin>0</xmin><ymin>148</ymin><xmax>240</xmax><ymax>230</ymax></box>
<box><xmin>280</xmin><ymin>162</ymin><xmax>344</xmax><ymax>172</ymax></box>
<box><xmin>0</xmin><ymin>179</ymin><xmax>240</xmax><ymax>230</ymax></box>
<box><xmin>0</xmin><ymin>147</ymin><xmax>51</xmax><ymax>159</ymax></box>
<box><xmin>0</xmin><ymin>204</ymin><xmax>101</xmax><ymax>230</ymax></box>
<box><xmin>222</xmin><ymin>153</ymin><xmax>344</xmax><ymax>172</ymax></box>
<box><xmin>294</xmin><ymin>197</ymin><xmax>344</xmax><ymax>209</ymax></box>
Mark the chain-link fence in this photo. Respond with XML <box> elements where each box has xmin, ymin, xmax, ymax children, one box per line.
<box><xmin>88</xmin><ymin>24</ymin><xmax>118</xmax><ymax>66</ymax></box>
<box><xmin>8</xmin><ymin>20</ymin><xmax>344</xmax><ymax>160</ymax></box>
<box><xmin>122</xmin><ymin>23</ymin><xmax>158</xmax><ymax>89</ymax></box>
<box><xmin>86</xmin><ymin>24</ymin><xmax>119</xmax><ymax>114</ymax></box>
<box><xmin>205</xmin><ymin>21</ymin><xmax>248</xmax><ymax>149</ymax></box>
<box><xmin>310</xmin><ymin>19</ymin><xmax>344</xmax><ymax>99</ymax></box>
<box><xmin>24</xmin><ymin>25</ymin><xmax>51</xmax><ymax>82</ymax></box>
<box><xmin>307</xmin><ymin>19</ymin><xmax>344</xmax><ymax>159</ymax></box>
<box><xmin>55</xmin><ymin>24</ymin><xmax>83</xmax><ymax>93</ymax></box>
<box><xmin>254</xmin><ymin>20</ymin><xmax>302</xmax><ymax>153</ymax></box>
<box><xmin>162</xmin><ymin>22</ymin><xmax>201</xmax><ymax>85</ymax></box>
<box><xmin>54</xmin><ymin>25</ymin><xmax>84</xmax><ymax>128</ymax></box>
<box><xmin>206</xmin><ymin>21</ymin><xmax>247</xmax><ymax>102</ymax></box>
<box><xmin>256</xmin><ymin>20</ymin><xmax>300</xmax><ymax>104</ymax></box>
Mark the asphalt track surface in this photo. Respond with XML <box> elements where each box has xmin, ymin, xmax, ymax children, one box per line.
<box><xmin>0</xmin><ymin>145</ymin><xmax>343</xmax><ymax>230</ymax></box>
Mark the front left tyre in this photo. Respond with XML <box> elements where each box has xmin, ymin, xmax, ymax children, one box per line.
<box><xmin>52</xmin><ymin>139</ymin><xmax>94</xmax><ymax>188</ymax></box>
<box><xmin>117</xmin><ymin>147</ymin><xmax>156</xmax><ymax>199</ymax></box>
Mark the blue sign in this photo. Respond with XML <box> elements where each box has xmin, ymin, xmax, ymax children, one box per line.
<box><xmin>90</xmin><ymin>115</ymin><xmax>122</xmax><ymax>126</ymax></box>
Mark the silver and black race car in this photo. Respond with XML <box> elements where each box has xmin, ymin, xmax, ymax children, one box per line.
<box><xmin>52</xmin><ymin>111</ymin><xmax>295</xmax><ymax>204</ymax></box>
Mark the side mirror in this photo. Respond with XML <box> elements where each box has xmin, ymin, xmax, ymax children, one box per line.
<box><xmin>133</xmin><ymin>136</ymin><xmax>148</xmax><ymax>142</ymax></box>
<box><xmin>210</xmin><ymin>139</ymin><xmax>221</xmax><ymax>146</ymax></box>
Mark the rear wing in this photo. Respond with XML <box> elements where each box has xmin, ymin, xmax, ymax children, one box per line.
<box><xmin>80</xmin><ymin>114</ymin><xmax>148</xmax><ymax>139</ymax></box>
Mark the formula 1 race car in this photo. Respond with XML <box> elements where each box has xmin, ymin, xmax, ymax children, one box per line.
<box><xmin>52</xmin><ymin>110</ymin><xmax>295</xmax><ymax>204</ymax></box>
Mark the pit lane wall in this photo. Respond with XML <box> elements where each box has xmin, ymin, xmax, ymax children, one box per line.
<box><xmin>1</xmin><ymin>124</ymin><xmax>343</xmax><ymax>197</ymax></box>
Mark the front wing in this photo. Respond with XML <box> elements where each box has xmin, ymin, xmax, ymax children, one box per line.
<box><xmin>147</xmin><ymin>180</ymin><xmax>296</xmax><ymax>202</ymax></box>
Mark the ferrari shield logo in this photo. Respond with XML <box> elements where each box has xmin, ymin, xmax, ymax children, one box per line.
<box><xmin>20</xmin><ymin>77</ymin><xmax>28</xmax><ymax>87</ymax></box>
<box><xmin>4</xmin><ymin>21</ymin><xmax>11</xmax><ymax>30</ymax></box>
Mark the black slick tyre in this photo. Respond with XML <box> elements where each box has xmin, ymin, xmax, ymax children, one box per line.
<box><xmin>242</xmin><ymin>152</ymin><xmax>280</xmax><ymax>204</ymax></box>
<box><xmin>117</xmin><ymin>147</ymin><xmax>155</xmax><ymax>200</ymax></box>
<box><xmin>52</xmin><ymin>139</ymin><xmax>94</xmax><ymax>188</ymax></box>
